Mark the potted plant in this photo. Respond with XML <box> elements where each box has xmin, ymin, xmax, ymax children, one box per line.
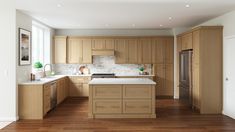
<box><xmin>138</xmin><ymin>67</ymin><xmax>144</xmax><ymax>75</ymax></box>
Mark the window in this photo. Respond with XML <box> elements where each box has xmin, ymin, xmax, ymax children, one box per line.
<box><xmin>32</xmin><ymin>21</ymin><xmax>50</xmax><ymax>68</ymax></box>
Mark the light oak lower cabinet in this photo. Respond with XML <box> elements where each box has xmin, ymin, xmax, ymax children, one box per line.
<box><xmin>19</xmin><ymin>77</ymin><xmax>68</xmax><ymax>119</ymax></box>
<box><xmin>57</xmin><ymin>77</ymin><xmax>68</xmax><ymax>105</ymax></box>
<box><xmin>89</xmin><ymin>84</ymin><xmax>156</xmax><ymax>118</ymax></box>
<box><xmin>69</xmin><ymin>76</ymin><xmax>91</xmax><ymax>97</ymax></box>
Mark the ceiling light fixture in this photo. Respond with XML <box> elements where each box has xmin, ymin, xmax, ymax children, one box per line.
<box><xmin>169</xmin><ymin>17</ymin><xmax>172</xmax><ymax>20</ymax></box>
<box><xmin>185</xmin><ymin>4</ymin><xmax>190</xmax><ymax>8</ymax></box>
<box><xmin>105</xmin><ymin>24</ymin><xmax>109</xmax><ymax>27</ymax></box>
<box><xmin>160</xmin><ymin>24</ymin><xmax>163</xmax><ymax>27</ymax></box>
<box><xmin>132</xmin><ymin>24</ymin><xmax>136</xmax><ymax>27</ymax></box>
<box><xmin>57</xmin><ymin>4</ymin><xmax>62</xmax><ymax>8</ymax></box>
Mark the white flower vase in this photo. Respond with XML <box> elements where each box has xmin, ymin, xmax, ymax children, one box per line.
<box><xmin>35</xmin><ymin>68</ymin><xmax>44</xmax><ymax>80</ymax></box>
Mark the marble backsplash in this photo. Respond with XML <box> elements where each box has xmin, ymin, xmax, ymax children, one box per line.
<box><xmin>53</xmin><ymin>56</ymin><xmax>152</xmax><ymax>75</ymax></box>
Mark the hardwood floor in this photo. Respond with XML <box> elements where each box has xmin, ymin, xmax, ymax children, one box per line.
<box><xmin>2</xmin><ymin>98</ymin><xmax>235</xmax><ymax>132</ymax></box>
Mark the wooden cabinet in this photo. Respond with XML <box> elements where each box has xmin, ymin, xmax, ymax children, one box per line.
<box><xmin>127</xmin><ymin>39</ymin><xmax>138</xmax><ymax>63</ymax></box>
<box><xmin>115</xmin><ymin>39</ymin><xmax>128</xmax><ymax>64</ymax></box>
<box><xmin>67</xmin><ymin>38</ymin><xmax>83</xmax><ymax>63</ymax></box>
<box><xmin>53</xmin><ymin>36</ymin><xmax>67</xmax><ymax>64</ymax></box>
<box><xmin>67</xmin><ymin>37</ymin><xmax>92</xmax><ymax>64</ymax></box>
<box><xmin>92</xmin><ymin>38</ymin><xmax>115</xmax><ymax>50</ymax></box>
<box><xmin>89</xmin><ymin>84</ymin><xmax>156</xmax><ymax>118</ymax></box>
<box><xmin>177</xmin><ymin>26</ymin><xmax>223</xmax><ymax>114</ymax></box>
<box><xmin>43</xmin><ymin>83</ymin><xmax>51</xmax><ymax>115</ymax></box>
<box><xmin>69</xmin><ymin>76</ymin><xmax>91</xmax><ymax>97</ymax></box>
<box><xmin>181</xmin><ymin>32</ymin><xmax>193</xmax><ymax>50</ymax></box>
<box><xmin>57</xmin><ymin>77</ymin><xmax>68</xmax><ymax>105</ymax></box>
<box><xmin>152</xmin><ymin>37</ymin><xmax>174</xmax><ymax>64</ymax></box>
<box><xmin>139</xmin><ymin>38</ymin><xmax>152</xmax><ymax>64</ymax></box>
<box><xmin>82</xmin><ymin>39</ymin><xmax>92</xmax><ymax>63</ymax></box>
<box><xmin>152</xmin><ymin>37</ymin><xmax>174</xmax><ymax>97</ymax></box>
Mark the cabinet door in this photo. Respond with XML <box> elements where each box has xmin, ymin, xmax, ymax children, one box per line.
<box><xmin>123</xmin><ymin>100</ymin><xmax>152</xmax><ymax>114</ymax></box>
<box><xmin>115</xmin><ymin>39</ymin><xmax>128</xmax><ymax>64</ymax></box>
<box><xmin>82</xmin><ymin>39</ymin><xmax>92</xmax><ymax>64</ymax></box>
<box><xmin>43</xmin><ymin>84</ymin><xmax>51</xmax><ymax>114</ymax></box>
<box><xmin>140</xmin><ymin>38</ymin><xmax>152</xmax><ymax>64</ymax></box>
<box><xmin>105</xmin><ymin>39</ymin><xmax>115</xmax><ymax>50</ymax></box>
<box><xmin>165</xmin><ymin>38</ymin><xmax>174</xmax><ymax>64</ymax></box>
<box><xmin>54</xmin><ymin>36</ymin><xmax>67</xmax><ymax>64</ymax></box>
<box><xmin>69</xmin><ymin>83</ymin><xmax>83</xmax><ymax>97</ymax></box>
<box><xmin>165</xmin><ymin>64</ymin><xmax>174</xmax><ymax>96</ymax></box>
<box><xmin>154</xmin><ymin>64</ymin><xmax>165</xmax><ymax>96</ymax></box>
<box><xmin>93</xmin><ymin>100</ymin><xmax>122</xmax><ymax>114</ymax></box>
<box><xmin>152</xmin><ymin>38</ymin><xmax>165</xmax><ymax>64</ymax></box>
<box><xmin>92</xmin><ymin>39</ymin><xmax>106</xmax><ymax>50</ymax></box>
<box><xmin>82</xmin><ymin>84</ymin><xmax>89</xmax><ymax>97</ymax></box>
<box><xmin>182</xmin><ymin>33</ymin><xmax>193</xmax><ymax>50</ymax></box>
<box><xmin>67</xmin><ymin>38</ymin><xmax>83</xmax><ymax>63</ymax></box>
<box><xmin>127</xmin><ymin>39</ymin><xmax>138</xmax><ymax>64</ymax></box>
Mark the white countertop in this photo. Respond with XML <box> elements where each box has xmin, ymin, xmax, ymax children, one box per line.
<box><xmin>89</xmin><ymin>78</ymin><xmax>156</xmax><ymax>85</ymax></box>
<box><xmin>18</xmin><ymin>75</ymin><xmax>67</xmax><ymax>85</ymax></box>
<box><xmin>18</xmin><ymin>74</ymin><xmax>155</xmax><ymax>85</ymax></box>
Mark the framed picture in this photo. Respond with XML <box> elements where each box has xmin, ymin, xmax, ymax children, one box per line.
<box><xmin>19</xmin><ymin>28</ymin><xmax>31</xmax><ymax>65</ymax></box>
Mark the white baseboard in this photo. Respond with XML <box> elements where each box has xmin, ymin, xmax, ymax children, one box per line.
<box><xmin>0</xmin><ymin>116</ymin><xmax>19</xmax><ymax>122</ymax></box>
<box><xmin>222</xmin><ymin>110</ymin><xmax>235</xmax><ymax>119</ymax></box>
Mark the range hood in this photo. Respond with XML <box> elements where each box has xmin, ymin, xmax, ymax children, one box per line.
<box><xmin>92</xmin><ymin>50</ymin><xmax>115</xmax><ymax>56</ymax></box>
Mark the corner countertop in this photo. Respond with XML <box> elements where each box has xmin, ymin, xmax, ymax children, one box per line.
<box><xmin>89</xmin><ymin>78</ymin><xmax>156</xmax><ymax>85</ymax></box>
<box><xmin>18</xmin><ymin>75</ymin><xmax>67</xmax><ymax>85</ymax></box>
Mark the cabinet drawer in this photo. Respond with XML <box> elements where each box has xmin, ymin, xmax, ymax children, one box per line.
<box><xmin>123</xmin><ymin>100</ymin><xmax>152</xmax><ymax>114</ymax></box>
<box><xmin>69</xmin><ymin>77</ymin><xmax>84</xmax><ymax>84</ymax></box>
<box><xmin>92</xmin><ymin>85</ymin><xmax>122</xmax><ymax>99</ymax></box>
<box><xmin>123</xmin><ymin>85</ymin><xmax>152</xmax><ymax>99</ymax></box>
<box><xmin>83</xmin><ymin>77</ymin><xmax>91</xmax><ymax>83</ymax></box>
<box><xmin>93</xmin><ymin>100</ymin><xmax>122</xmax><ymax>114</ymax></box>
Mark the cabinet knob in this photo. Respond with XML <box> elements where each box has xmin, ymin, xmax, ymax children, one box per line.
<box><xmin>225</xmin><ymin>77</ymin><xmax>229</xmax><ymax>81</ymax></box>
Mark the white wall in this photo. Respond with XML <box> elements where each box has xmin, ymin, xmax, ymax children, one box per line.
<box><xmin>16</xmin><ymin>11</ymin><xmax>33</xmax><ymax>83</ymax></box>
<box><xmin>0</xmin><ymin>0</ymin><xmax>17</xmax><ymax>121</ymax></box>
<box><xmin>55</xmin><ymin>29</ymin><xmax>173</xmax><ymax>36</ymax></box>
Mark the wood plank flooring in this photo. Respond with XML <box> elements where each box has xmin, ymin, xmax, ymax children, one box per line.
<box><xmin>2</xmin><ymin>98</ymin><xmax>235</xmax><ymax>132</ymax></box>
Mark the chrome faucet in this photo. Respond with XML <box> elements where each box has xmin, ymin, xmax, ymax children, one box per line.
<box><xmin>44</xmin><ymin>64</ymin><xmax>53</xmax><ymax>77</ymax></box>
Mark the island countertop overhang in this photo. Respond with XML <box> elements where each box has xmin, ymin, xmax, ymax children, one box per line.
<box><xmin>89</xmin><ymin>78</ymin><xmax>156</xmax><ymax>85</ymax></box>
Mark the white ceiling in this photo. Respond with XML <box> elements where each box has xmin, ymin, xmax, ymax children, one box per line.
<box><xmin>16</xmin><ymin>0</ymin><xmax>235</xmax><ymax>29</ymax></box>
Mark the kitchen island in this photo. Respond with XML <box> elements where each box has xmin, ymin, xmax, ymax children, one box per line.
<box><xmin>88</xmin><ymin>78</ymin><xmax>156</xmax><ymax>118</ymax></box>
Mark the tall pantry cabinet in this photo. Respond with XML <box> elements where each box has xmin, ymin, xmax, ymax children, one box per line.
<box><xmin>152</xmin><ymin>37</ymin><xmax>174</xmax><ymax>97</ymax></box>
<box><xmin>177</xmin><ymin>26</ymin><xmax>223</xmax><ymax>114</ymax></box>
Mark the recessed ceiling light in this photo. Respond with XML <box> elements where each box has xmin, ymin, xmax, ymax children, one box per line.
<box><xmin>160</xmin><ymin>24</ymin><xmax>163</xmax><ymax>27</ymax></box>
<box><xmin>105</xmin><ymin>24</ymin><xmax>109</xmax><ymax>27</ymax></box>
<box><xmin>132</xmin><ymin>24</ymin><xmax>136</xmax><ymax>27</ymax></box>
<box><xmin>185</xmin><ymin>4</ymin><xmax>190</xmax><ymax>8</ymax></box>
<box><xmin>169</xmin><ymin>17</ymin><xmax>172</xmax><ymax>20</ymax></box>
<box><xmin>57</xmin><ymin>4</ymin><xmax>62</xmax><ymax>8</ymax></box>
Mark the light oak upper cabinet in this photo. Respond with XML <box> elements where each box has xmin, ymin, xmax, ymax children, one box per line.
<box><xmin>152</xmin><ymin>38</ymin><xmax>165</xmax><ymax>64</ymax></box>
<box><xmin>165</xmin><ymin>38</ymin><xmax>174</xmax><ymax>64</ymax></box>
<box><xmin>115</xmin><ymin>39</ymin><xmax>128</xmax><ymax>64</ymax></box>
<box><xmin>82</xmin><ymin>39</ymin><xmax>92</xmax><ymax>64</ymax></box>
<box><xmin>139</xmin><ymin>38</ymin><xmax>152</xmax><ymax>64</ymax></box>
<box><xmin>181</xmin><ymin>32</ymin><xmax>193</xmax><ymax>50</ymax></box>
<box><xmin>67</xmin><ymin>37</ymin><xmax>83</xmax><ymax>63</ymax></box>
<box><xmin>67</xmin><ymin>37</ymin><xmax>92</xmax><ymax>64</ymax></box>
<box><xmin>92</xmin><ymin>38</ymin><xmax>115</xmax><ymax>50</ymax></box>
<box><xmin>127</xmin><ymin>39</ymin><xmax>138</xmax><ymax>64</ymax></box>
<box><xmin>53</xmin><ymin>36</ymin><xmax>67</xmax><ymax>64</ymax></box>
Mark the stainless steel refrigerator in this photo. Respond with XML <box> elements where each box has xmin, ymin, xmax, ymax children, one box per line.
<box><xmin>179</xmin><ymin>50</ymin><xmax>193</xmax><ymax>105</ymax></box>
